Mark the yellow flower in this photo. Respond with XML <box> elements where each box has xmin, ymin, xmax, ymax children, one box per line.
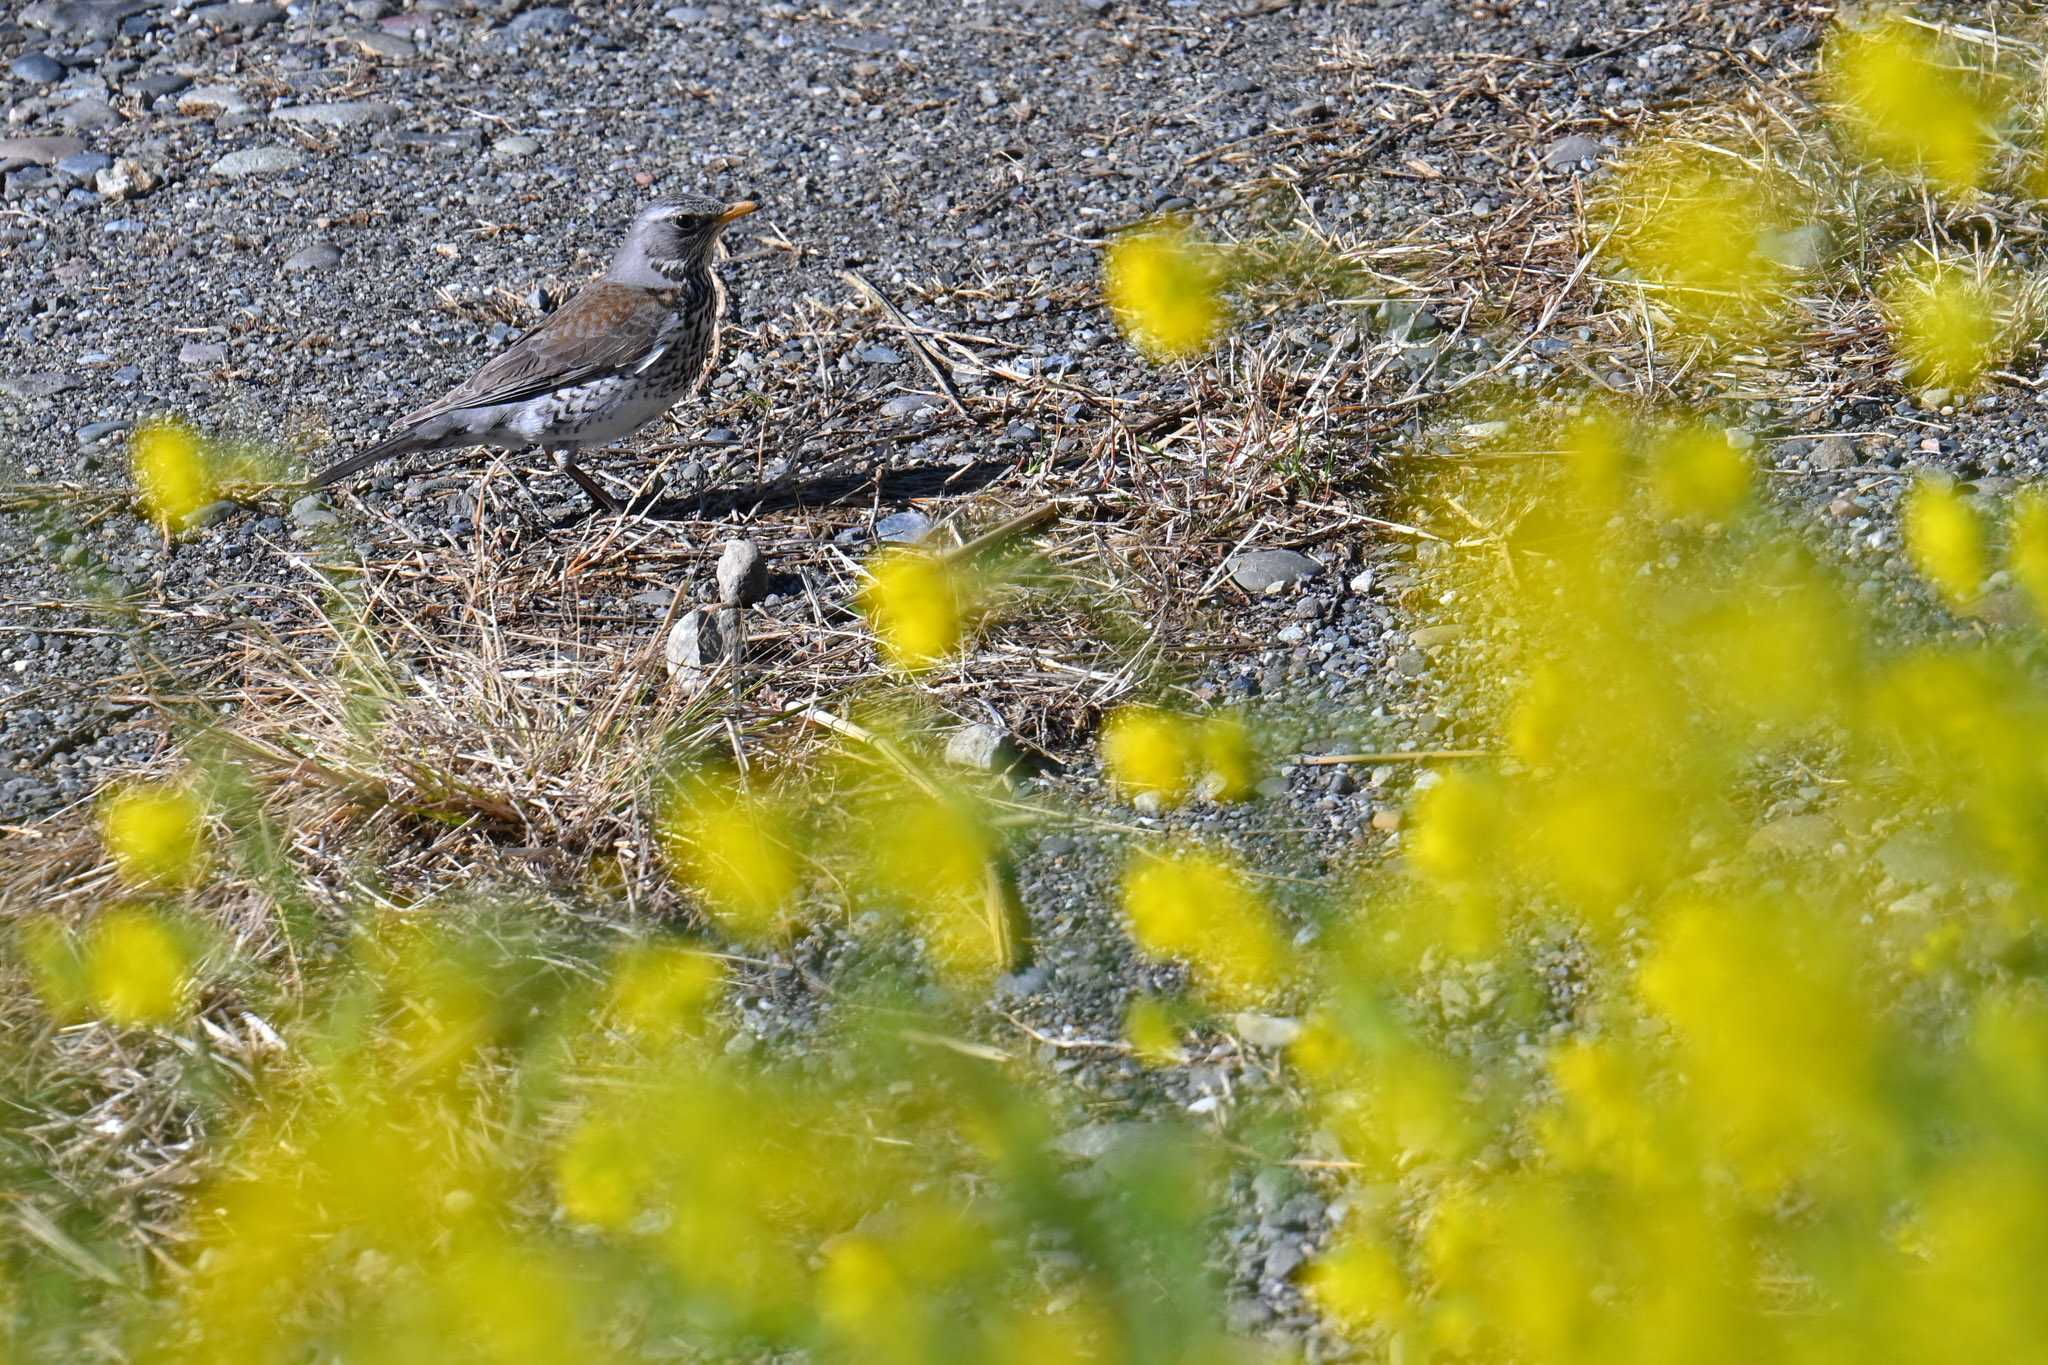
<box><xmin>1829</xmin><ymin>20</ymin><xmax>1997</xmax><ymax>192</ymax></box>
<box><xmin>131</xmin><ymin>419</ymin><xmax>216</xmax><ymax>532</ymax></box>
<box><xmin>1196</xmin><ymin>713</ymin><xmax>1259</xmax><ymax>801</ymax></box>
<box><xmin>1105</xmin><ymin>220</ymin><xmax>1226</xmax><ymax>360</ymax></box>
<box><xmin>659</xmin><ymin>777</ymin><xmax>800</xmax><ymax>940</ymax></box>
<box><xmin>1651</xmin><ymin>426</ymin><xmax>1750</xmax><ymax>522</ymax></box>
<box><xmin>1122</xmin><ymin>848</ymin><xmax>1289</xmax><ymax>1004</ymax></box>
<box><xmin>607</xmin><ymin>943</ymin><xmax>722</xmax><ymax>1036</ymax></box>
<box><xmin>1306</xmin><ymin>1235</ymin><xmax>1411</xmax><ymax>1332</ymax></box>
<box><xmin>1884</xmin><ymin>261</ymin><xmax>2007</xmax><ymax>391</ymax></box>
<box><xmin>860</xmin><ymin>548</ymin><xmax>965</xmax><ymax>672</ymax></box>
<box><xmin>1607</xmin><ymin>149</ymin><xmax>1794</xmax><ymax>337</ymax></box>
<box><xmin>1102</xmin><ymin>706</ymin><xmax>1193</xmax><ymax>806</ymax></box>
<box><xmin>1904</xmin><ymin>477</ymin><xmax>1988</xmax><ymax>607</ymax></box>
<box><xmin>85</xmin><ymin>906</ymin><xmax>189</xmax><ymax>1027</ymax></box>
<box><xmin>2010</xmin><ymin>490</ymin><xmax>2048</xmax><ymax>619</ymax></box>
<box><xmin>1124</xmin><ymin>995</ymin><xmax>1187</xmax><ymax>1067</ymax></box>
<box><xmin>101</xmin><ymin>782</ymin><xmax>209</xmax><ymax>888</ymax></box>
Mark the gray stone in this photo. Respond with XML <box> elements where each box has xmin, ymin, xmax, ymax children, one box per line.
<box><xmin>1543</xmin><ymin>134</ymin><xmax>1605</xmax><ymax>169</ymax></box>
<box><xmin>715</xmin><ymin>538</ymin><xmax>766</xmax><ymax>606</ymax></box>
<box><xmin>94</xmin><ymin>158</ymin><xmax>157</xmax><ymax>200</ymax></box>
<box><xmin>179</xmin><ymin>340</ymin><xmax>226</xmax><ymax>366</ymax></box>
<box><xmin>1876</xmin><ymin>831</ymin><xmax>1958</xmax><ymax>886</ymax></box>
<box><xmin>10</xmin><ymin>53</ymin><xmax>65</xmax><ymax>84</ymax></box>
<box><xmin>343</xmin><ymin>29</ymin><xmax>415</xmax><ymax>58</ymax></box>
<box><xmin>664</xmin><ymin>607</ymin><xmax>726</xmax><ymax>678</ymax></box>
<box><xmin>1760</xmin><ymin>223</ymin><xmax>1829</xmax><ymax>272</ymax></box>
<box><xmin>1748</xmin><ymin>813</ymin><xmax>1835</xmax><ymax>858</ymax></box>
<box><xmin>75</xmin><ymin>420</ymin><xmax>127</xmax><ymax>445</ymax></box>
<box><xmin>490</xmin><ymin>135</ymin><xmax>539</xmax><ymax>160</ymax></box>
<box><xmin>0</xmin><ymin>137</ymin><xmax>87</xmax><ymax>171</ymax></box>
<box><xmin>192</xmin><ymin>2</ymin><xmax>282</xmax><ymax>31</ymax></box>
<box><xmin>875</xmin><ymin>510</ymin><xmax>934</xmax><ymax>544</ymax></box>
<box><xmin>1808</xmin><ymin>434</ymin><xmax>1856</xmax><ymax>471</ymax></box>
<box><xmin>880</xmin><ymin>393</ymin><xmax>940</xmax><ymax>418</ymax></box>
<box><xmin>55</xmin><ymin>151</ymin><xmax>114</xmax><ymax>182</ymax></box>
<box><xmin>20</xmin><ymin>1</ymin><xmax>158</xmax><ymax>42</ymax></box>
<box><xmin>1230</xmin><ymin>1012</ymin><xmax>1302</xmax><ymax>1048</ymax></box>
<box><xmin>178</xmin><ymin>84</ymin><xmax>250</xmax><ymax>116</ymax></box>
<box><xmin>129</xmin><ymin>71</ymin><xmax>191</xmax><ymax>100</ymax></box>
<box><xmin>273</xmin><ymin>101</ymin><xmax>399</xmax><ymax>129</ymax></box>
<box><xmin>0</xmin><ymin>372</ymin><xmax>82</xmax><ymax>402</ymax></box>
<box><xmin>943</xmin><ymin>722</ymin><xmax>1015</xmax><ymax>773</ymax></box>
<box><xmin>211</xmin><ymin>145</ymin><xmax>303</xmax><ymax>178</ymax></box>
<box><xmin>56</xmin><ymin>98</ymin><xmax>119</xmax><ymax>131</ymax></box>
<box><xmin>283</xmin><ymin>241</ymin><xmax>342</xmax><ymax>273</ymax></box>
<box><xmin>290</xmin><ymin>493</ymin><xmax>336</xmax><ymax>527</ymax></box>
<box><xmin>1051</xmin><ymin>1120</ymin><xmax>1158</xmax><ymax>1163</ymax></box>
<box><xmin>1226</xmin><ymin>548</ymin><xmax>1321</xmax><ymax>594</ymax></box>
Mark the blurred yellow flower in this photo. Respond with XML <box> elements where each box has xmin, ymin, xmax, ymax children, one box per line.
<box><xmin>1105</xmin><ymin>220</ymin><xmax>1226</xmax><ymax>360</ymax></box>
<box><xmin>607</xmin><ymin>943</ymin><xmax>723</xmax><ymax>1036</ymax></box>
<box><xmin>866</xmin><ymin>790</ymin><xmax>1006</xmax><ymax>979</ymax></box>
<box><xmin>131</xmin><ymin>418</ymin><xmax>216</xmax><ymax>533</ymax></box>
<box><xmin>1650</xmin><ymin>426</ymin><xmax>1750</xmax><ymax>522</ymax></box>
<box><xmin>1305</xmin><ymin>1235</ymin><xmax>1410</xmax><ymax>1332</ymax></box>
<box><xmin>1905</xmin><ymin>477</ymin><xmax>1988</xmax><ymax>608</ymax></box>
<box><xmin>101</xmin><ymin>782</ymin><xmax>209</xmax><ymax>888</ymax></box>
<box><xmin>1124</xmin><ymin>995</ymin><xmax>1187</xmax><ymax>1067</ymax></box>
<box><xmin>1883</xmin><ymin>260</ymin><xmax>2007</xmax><ymax>391</ymax></box>
<box><xmin>1102</xmin><ymin>706</ymin><xmax>1193</xmax><ymax>806</ymax></box>
<box><xmin>659</xmin><ymin>777</ymin><xmax>800</xmax><ymax>940</ymax></box>
<box><xmin>1607</xmin><ymin>149</ymin><xmax>1794</xmax><ymax>337</ymax></box>
<box><xmin>2009</xmin><ymin>490</ymin><xmax>2048</xmax><ymax>619</ymax></box>
<box><xmin>860</xmin><ymin>548</ymin><xmax>965</xmax><ymax>672</ymax></box>
<box><xmin>86</xmin><ymin>906</ymin><xmax>189</xmax><ymax>1027</ymax></box>
<box><xmin>1122</xmin><ymin>848</ymin><xmax>1289</xmax><ymax>1004</ymax></box>
<box><xmin>1196</xmin><ymin>713</ymin><xmax>1259</xmax><ymax>801</ymax></box>
<box><xmin>1829</xmin><ymin>20</ymin><xmax>1997</xmax><ymax>192</ymax></box>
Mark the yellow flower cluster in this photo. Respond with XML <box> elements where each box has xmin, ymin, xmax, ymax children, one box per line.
<box><xmin>1100</xmin><ymin>706</ymin><xmax>1258</xmax><ymax>806</ymax></box>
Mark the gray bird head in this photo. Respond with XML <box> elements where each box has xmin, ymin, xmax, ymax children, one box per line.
<box><xmin>606</xmin><ymin>196</ymin><xmax>758</xmax><ymax>286</ymax></box>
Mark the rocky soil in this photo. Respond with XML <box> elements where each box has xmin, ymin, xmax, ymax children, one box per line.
<box><xmin>4</xmin><ymin>0</ymin><xmax>2039</xmax><ymax>1353</ymax></box>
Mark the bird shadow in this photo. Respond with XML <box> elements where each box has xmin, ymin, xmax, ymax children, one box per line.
<box><xmin>597</xmin><ymin>455</ymin><xmax>1027</xmax><ymax>527</ymax></box>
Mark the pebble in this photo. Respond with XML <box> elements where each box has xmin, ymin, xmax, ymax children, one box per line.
<box><xmin>490</xmin><ymin>135</ymin><xmax>540</xmax><ymax>161</ymax></box>
<box><xmin>283</xmin><ymin>241</ymin><xmax>343</xmax><ymax>273</ymax></box>
<box><xmin>179</xmin><ymin>340</ymin><xmax>226</xmax><ymax>366</ymax></box>
<box><xmin>129</xmin><ymin>71</ymin><xmax>191</xmax><ymax>101</ymax></box>
<box><xmin>1230</xmin><ymin>1012</ymin><xmax>1302</xmax><ymax>1048</ymax></box>
<box><xmin>715</xmin><ymin>537</ymin><xmax>766</xmax><ymax>606</ymax></box>
<box><xmin>344</xmin><ymin>30</ymin><xmax>415</xmax><ymax>59</ymax></box>
<box><xmin>943</xmin><ymin>722</ymin><xmax>1016</xmax><ymax>773</ymax></box>
<box><xmin>95</xmin><ymin>158</ymin><xmax>157</xmax><ymax>200</ymax></box>
<box><xmin>0</xmin><ymin>136</ymin><xmax>87</xmax><ymax>169</ymax></box>
<box><xmin>75</xmin><ymin>420</ymin><xmax>126</xmax><ymax>445</ymax></box>
<box><xmin>1226</xmin><ymin>548</ymin><xmax>1320</xmax><ymax>594</ymax></box>
<box><xmin>0</xmin><ymin>372</ymin><xmax>82</xmax><ymax>401</ymax></box>
<box><xmin>10</xmin><ymin>53</ymin><xmax>65</xmax><ymax>84</ymax></box>
<box><xmin>1807</xmin><ymin>434</ymin><xmax>1856</xmax><ymax>471</ymax></box>
<box><xmin>665</xmin><ymin>607</ymin><xmax>726</xmax><ymax>679</ymax></box>
<box><xmin>881</xmin><ymin>392</ymin><xmax>940</xmax><ymax>418</ymax></box>
<box><xmin>875</xmin><ymin>510</ymin><xmax>934</xmax><ymax>545</ymax></box>
<box><xmin>55</xmin><ymin>151</ymin><xmax>114</xmax><ymax>182</ymax></box>
<box><xmin>211</xmin><ymin>145</ymin><xmax>303</xmax><ymax>178</ymax></box>
<box><xmin>274</xmin><ymin>101</ymin><xmax>399</xmax><ymax>129</ymax></box>
<box><xmin>1542</xmin><ymin>134</ymin><xmax>1605</xmax><ymax>169</ymax></box>
<box><xmin>192</xmin><ymin>2</ymin><xmax>284</xmax><ymax>32</ymax></box>
<box><xmin>290</xmin><ymin>493</ymin><xmax>338</xmax><ymax>528</ymax></box>
<box><xmin>178</xmin><ymin>84</ymin><xmax>251</xmax><ymax>116</ymax></box>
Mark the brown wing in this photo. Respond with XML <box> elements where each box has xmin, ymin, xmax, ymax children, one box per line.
<box><xmin>399</xmin><ymin>282</ymin><xmax>675</xmax><ymax>424</ymax></box>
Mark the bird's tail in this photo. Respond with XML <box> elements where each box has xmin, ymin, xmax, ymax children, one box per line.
<box><xmin>310</xmin><ymin>429</ymin><xmax>426</xmax><ymax>489</ymax></box>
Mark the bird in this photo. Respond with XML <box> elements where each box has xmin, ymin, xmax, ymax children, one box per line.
<box><xmin>311</xmin><ymin>195</ymin><xmax>758</xmax><ymax>515</ymax></box>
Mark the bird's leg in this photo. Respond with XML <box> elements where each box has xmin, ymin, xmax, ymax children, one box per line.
<box><xmin>553</xmin><ymin>448</ymin><xmax>622</xmax><ymax>516</ymax></box>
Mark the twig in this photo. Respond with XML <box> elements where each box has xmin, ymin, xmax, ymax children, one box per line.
<box><xmin>840</xmin><ymin>270</ymin><xmax>975</xmax><ymax>420</ymax></box>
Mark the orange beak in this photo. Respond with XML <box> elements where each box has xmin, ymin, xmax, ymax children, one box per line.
<box><xmin>716</xmin><ymin>200</ymin><xmax>759</xmax><ymax>227</ymax></box>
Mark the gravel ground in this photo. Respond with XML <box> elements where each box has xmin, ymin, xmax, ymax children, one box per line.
<box><xmin>6</xmin><ymin>0</ymin><xmax>2038</xmax><ymax>1351</ymax></box>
